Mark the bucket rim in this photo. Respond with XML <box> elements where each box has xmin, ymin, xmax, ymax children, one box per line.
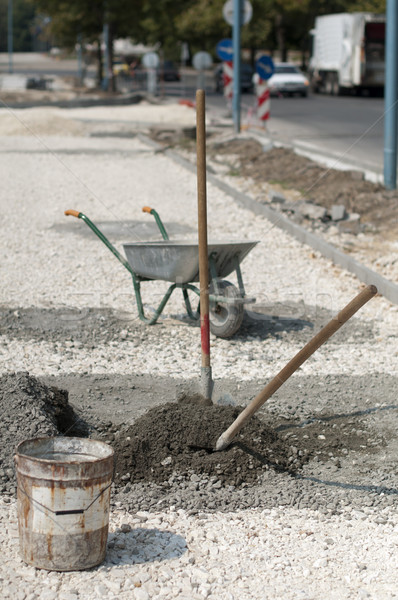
<box><xmin>15</xmin><ymin>436</ymin><xmax>114</xmax><ymax>464</ymax></box>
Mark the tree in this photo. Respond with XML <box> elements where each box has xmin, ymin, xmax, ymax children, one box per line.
<box><xmin>138</xmin><ymin>0</ymin><xmax>195</xmax><ymax>61</ymax></box>
<box><xmin>30</xmin><ymin>0</ymin><xmax>144</xmax><ymax>87</ymax></box>
<box><xmin>0</xmin><ymin>0</ymin><xmax>38</xmax><ymax>52</ymax></box>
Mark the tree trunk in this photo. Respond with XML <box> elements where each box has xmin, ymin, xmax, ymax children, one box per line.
<box><xmin>108</xmin><ymin>27</ymin><xmax>116</xmax><ymax>93</ymax></box>
<box><xmin>97</xmin><ymin>41</ymin><xmax>103</xmax><ymax>88</ymax></box>
<box><xmin>275</xmin><ymin>13</ymin><xmax>287</xmax><ymax>62</ymax></box>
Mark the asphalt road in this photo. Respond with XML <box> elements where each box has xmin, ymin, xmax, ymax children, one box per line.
<box><xmin>199</xmin><ymin>88</ymin><xmax>385</xmax><ymax>181</ymax></box>
<box><xmin>0</xmin><ymin>53</ymin><xmax>387</xmax><ymax>179</ymax></box>
<box><xmin>151</xmin><ymin>71</ymin><xmax>386</xmax><ymax>181</ymax></box>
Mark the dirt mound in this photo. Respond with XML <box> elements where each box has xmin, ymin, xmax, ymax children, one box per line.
<box><xmin>0</xmin><ymin>109</ymin><xmax>86</xmax><ymax>136</ymax></box>
<box><xmin>113</xmin><ymin>402</ymin><xmax>307</xmax><ymax>487</ymax></box>
<box><xmin>0</xmin><ymin>372</ymin><xmax>88</xmax><ymax>495</ymax></box>
<box><xmin>208</xmin><ymin>140</ymin><xmax>398</xmax><ymax>233</ymax></box>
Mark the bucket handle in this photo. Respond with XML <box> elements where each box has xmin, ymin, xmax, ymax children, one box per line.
<box><xmin>17</xmin><ymin>481</ymin><xmax>113</xmax><ymax>516</ymax></box>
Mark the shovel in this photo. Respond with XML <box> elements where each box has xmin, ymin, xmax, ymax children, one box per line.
<box><xmin>196</xmin><ymin>89</ymin><xmax>213</xmax><ymax>404</ymax></box>
<box><xmin>215</xmin><ymin>284</ymin><xmax>378</xmax><ymax>451</ymax></box>
<box><xmin>178</xmin><ymin>89</ymin><xmax>232</xmax><ymax>406</ymax></box>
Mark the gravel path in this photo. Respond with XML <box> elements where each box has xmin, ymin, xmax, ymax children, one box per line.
<box><xmin>0</xmin><ymin>100</ymin><xmax>397</xmax><ymax>598</ymax></box>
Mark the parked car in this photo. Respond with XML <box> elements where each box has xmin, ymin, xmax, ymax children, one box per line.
<box><xmin>214</xmin><ymin>62</ymin><xmax>254</xmax><ymax>93</ymax></box>
<box><xmin>112</xmin><ymin>60</ymin><xmax>129</xmax><ymax>76</ymax></box>
<box><xmin>159</xmin><ymin>60</ymin><xmax>180</xmax><ymax>82</ymax></box>
<box><xmin>264</xmin><ymin>63</ymin><xmax>309</xmax><ymax>97</ymax></box>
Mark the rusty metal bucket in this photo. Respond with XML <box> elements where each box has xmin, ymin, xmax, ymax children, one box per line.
<box><xmin>15</xmin><ymin>437</ymin><xmax>114</xmax><ymax>571</ymax></box>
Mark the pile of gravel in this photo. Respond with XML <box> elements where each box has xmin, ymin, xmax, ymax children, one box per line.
<box><xmin>112</xmin><ymin>402</ymin><xmax>307</xmax><ymax>487</ymax></box>
<box><xmin>0</xmin><ymin>372</ymin><xmax>88</xmax><ymax>495</ymax></box>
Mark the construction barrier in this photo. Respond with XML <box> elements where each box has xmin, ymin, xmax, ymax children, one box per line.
<box><xmin>223</xmin><ymin>61</ymin><xmax>233</xmax><ymax>101</ymax></box>
<box><xmin>256</xmin><ymin>78</ymin><xmax>270</xmax><ymax>123</ymax></box>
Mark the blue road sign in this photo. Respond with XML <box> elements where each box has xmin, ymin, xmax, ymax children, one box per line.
<box><xmin>256</xmin><ymin>55</ymin><xmax>275</xmax><ymax>80</ymax></box>
<box><xmin>216</xmin><ymin>39</ymin><xmax>234</xmax><ymax>62</ymax></box>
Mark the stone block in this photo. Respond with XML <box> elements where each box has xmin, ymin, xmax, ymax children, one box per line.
<box><xmin>337</xmin><ymin>213</ymin><xmax>361</xmax><ymax>234</ymax></box>
<box><xmin>330</xmin><ymin>204</ymin><xmax>347</xmax><ymax>221</ymax></box>
<box><xmin>297</xmin><ymin>202</ymin><xmax>327</xmax><ymax>220</ymax></box>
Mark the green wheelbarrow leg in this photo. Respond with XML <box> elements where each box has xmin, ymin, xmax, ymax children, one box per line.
<box><xmin>181</xmin><ymin>284</ymin><xmax>201</xmax><ymax>320</ymax></box>
<box><xmin>132</xmin><ymin>276</ymin><xmax>178</xmax><ymax>325</ymax></box>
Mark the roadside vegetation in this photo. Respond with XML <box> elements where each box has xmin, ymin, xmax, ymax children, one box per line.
<box><xmin>0</xmin><ymin>0</ymin><xmax>386</xmax><ymax>85</ymax></box>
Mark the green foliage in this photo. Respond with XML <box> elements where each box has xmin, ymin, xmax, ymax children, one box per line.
<box><xmin>30</xmin><ymin>0</ymin><xmax>144</xmax><ymax>47</ymax></box>
<box><xmin>0</xmin><ymin>0</ymin><xmax>37</xmax><ymax>52</ymax></box>
<box><xmin>348</xmin><ymin>0</ymin><xmax>385</xmax><ymax>11</ymax></box>
<box><xmin>1</xmin><ymin>0</ymin><xmax>386</xmax><ymax>66</ymax></box>
<box><xmin>139</xmin><ymin>0</ymin><xmax>194</xmax><ymax>59</ymax></box>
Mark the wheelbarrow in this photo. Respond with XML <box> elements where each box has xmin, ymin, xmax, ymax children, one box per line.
<box><xmin>64</xmin><ymin>207</ymin><xmax>258</xmax><ymax>338</ymax></box>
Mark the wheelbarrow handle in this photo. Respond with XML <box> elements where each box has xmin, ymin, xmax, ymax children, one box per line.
<box><xmin>141</xmin><ymin>206</ymin><xmax>169</xmax><ymax>240</ymax></box>
<box><xmin>64</xmin><ymin>209</ymin><xmax>81</xmax><ymax>218</ymax></box>
<box><xmin>64</xmin><ymin>209</ymin><xmax>135</xmax><ymax>275</ymax></box>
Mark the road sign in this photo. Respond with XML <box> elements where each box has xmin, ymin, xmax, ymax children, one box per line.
<box><xmin>142</xmin><ymin>52</ymin><xmax>159</xmax><ymax>69</ymax></box>
<box><xmin>216</xmin><ymin>38</ymin><xmax>233</xmax><ymax>62</ymax></box>
<box><xmin>223</xmin><ymin>0</ymin><xmax>253</xmax><ymax>26</ymax></box>
<box><xmin>193</xmin><ymin>51</ymin><xmax>213</xmax><ymax>70</ymax></box>
<box><xmin>256</xmin><ymin>55</ymin><xmax>275</xmax><ymax>80</ymax></box>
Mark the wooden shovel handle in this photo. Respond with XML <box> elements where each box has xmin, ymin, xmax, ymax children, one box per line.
<box><xmin>216</xmin><ymin>284</ymin><xmax>378</xmax><ymax>450</ymax></box>
<box><xmin>196</xmin><ymin>89</ymin><xmax>210</xmax><ymax>368</ymax></box>
<box><xmin>64</xmin><ymin>209</ymin><xmax>81</xmax><ymax>218</ymax></box>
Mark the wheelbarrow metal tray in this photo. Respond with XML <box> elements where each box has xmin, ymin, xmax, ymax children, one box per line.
<box><xmin>123</xmin><ymin>240</ymin><xmax>258</xmax><ymax>283</ymax></box>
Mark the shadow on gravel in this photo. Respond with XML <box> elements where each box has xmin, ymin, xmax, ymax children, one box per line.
<box><xmin>237</xmin><ymin>301</ymin><xmax>377</xmax><ymax>342</ymax></box>
<box><xmin>277</xmin><ymin>404</ymin><xmax>398</xmax><ymax>432</ymax></box>
<box><xmin>106</xmin><ymin>528</ymin><xmax>187</xmax><ymax>565</ymax></box>
<box><xmin>296</xmin><ymin>474</ymin><xmax>398</xmax><ymax>497</ymax></box>
<box><xmin>0</xmin><ymin>300</ymin><xmax>376</xmax><ymax>345</ymax></box>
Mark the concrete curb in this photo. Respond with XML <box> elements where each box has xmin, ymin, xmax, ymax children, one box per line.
<box><xmin>0</xmin><ymin>91</ymin><xmax>149</xmax><ymax>110</ymax></box>
<box><xmin>140</xmin><ymin>133</ymin><xmax>398</xmax><ymax>306</ymax></box>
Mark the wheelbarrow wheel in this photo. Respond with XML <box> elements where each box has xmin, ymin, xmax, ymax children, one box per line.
<box><xmin>209</xmin><ymin>280</ymin><xmax>244</xmax><ymax>338</ymax></box>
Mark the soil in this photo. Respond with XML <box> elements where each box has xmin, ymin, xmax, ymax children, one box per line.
<box><xmin>112</xmin><ymin>402</ymin><xmax>300</xmax><ymax>487</ymax></box>
<box><xmin>148</xmin><ymin>130</ymin><xmax>398</xmax><ymax>277</ymax></box>
<box><xmin>207</xmin><ymin>139</ymin><xmax>398</xmax><ymax>236</ymax></box>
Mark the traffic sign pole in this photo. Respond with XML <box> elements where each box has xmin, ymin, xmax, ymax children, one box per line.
<box><xmin>232</xmin><ymin>0</ymin><xmax>242</xmax><ymax>133</ymax></box>
<box><xmin>256</xmin><ymin>79</ymin><xmax>270</xmax><ymax>124</ymax></box>
<box><xmin>223</xmin><ymin>61</ymin><xmax>233</xmax><ymax>101</ymax></box>
<box><xmin>255</xmin><ymin>55</ymin><xmax>275</xmax><ymax>125</ymax></box>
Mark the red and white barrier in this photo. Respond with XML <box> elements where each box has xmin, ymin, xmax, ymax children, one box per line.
<box><xmin>256</xmin><ymin>78</ymin><xmax>270</xmax><ymax>123</ymax></box>
<box><xmin>223</xmin><ymin>61</ymin><xmax>233</xmax><ymax>100</ymax></box>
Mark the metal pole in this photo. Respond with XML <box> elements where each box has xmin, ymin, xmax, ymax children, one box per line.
<box><xmin>102</xmin><ymin>23</ymin><xmax>110</xmax><ymax>91</ymax></box>
<box><xmin>8</xmin><ymin>0</ymin><xmax>13</xmax><ymax>74</ymax></box>
<box><xmin>232</xmin><ymin>0</ymin><xmax>242</xmax><ymax>133</ymax></box>
<box><xmin>383</xmin><ymin>0</ymin><xmax>398</xmax><ymax>189</ymax></box>
<box><xmin>77</xmin><ymin>33</ymin><xmax>83</xmax><ymax>85</ymax></box>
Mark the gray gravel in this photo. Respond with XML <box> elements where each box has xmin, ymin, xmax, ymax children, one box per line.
<box><xmin>0</xmin><ymin>100</ymin><xmax>397</xmax><ymax>599</ymax></box>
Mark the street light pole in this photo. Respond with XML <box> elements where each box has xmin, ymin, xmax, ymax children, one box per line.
<box><xmin>232</xmin><ymin>0</ymin><xmax>242</xmax><ymax>133</ymax></box>
<box><xmin>383</xmin><ymin>0</ymin><xmax>398</xmax><ymax>189</ymax></box>
<box><xmin>8</xmin><ymin>0</ymin><xmax>13</xmax><ymax>74</ymax></box>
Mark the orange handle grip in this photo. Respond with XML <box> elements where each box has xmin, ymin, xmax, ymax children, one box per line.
<box><xmin>64</xmin><ymin>209</ymin><xmax>81</xmax><ymax>218</ymax></box>
<box><xmin>142</xmin><ymin>206</ymin><xmax>153</xmax><ymax>214</ymax></box>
